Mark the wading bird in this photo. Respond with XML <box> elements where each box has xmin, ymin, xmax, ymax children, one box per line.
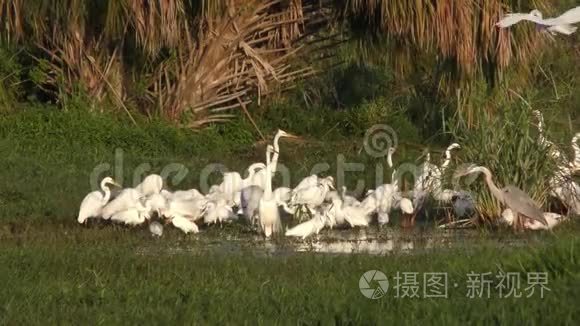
<box><xmin>454</xmin><ymin>165</ymin><xmax>548</xmax><ymax>231</ymax></box>
<box><xmin>77</xmin><ymin>177</ymin><xmax>121</xmax><ymax>224</ymax></box>
<box><xmin>285</xmin><ymin>210</ymin><xmax>327</xmax><ymax>239</ymax></box>
<box><xmin>101</xmin><ymin>188</ymin><xmax>147</xmax><ymax>220</ymax></box>
<box><xmin>171</xmin><ymin>215</ymin><xmax>200</xmax><ymax>234</ymax></box>
<box><xmin>149</xmin><ymin>221</ymin><xmax>164</xmax><ymax>237</ymax></box>
<box><xmin>136</xmin><ymin>174</ymin><xmax>164</xmax><ymax>196</ymax></box>
<box><xmin>572</xmin><ymin>132</ymin><xmax>580</xmax><ymax>171</ymax></box>
<box><xmin>258</xmin><ymin>145</ymin><xmax>281</xmax><ymax>238</ymax></box>
<box><xmin>532</xmin><ymin>110</ymin><xmax>566</xmax><ymax>161</ymax></box>
<box><xmin>250</xmin><ymin>129</ymin><xmax>299</xmax><ymax>188</ymax></box>
<box><xmin>290</xmin><ymin>176</ymin><xmax>335</xmax><ymax>216</ymax></box>
<box><xmin>496</xmin><ymin>6</ymin><xmax>580</xmax><ymax>35</ymax></box>
<box><xmin>501</xmin><ymin>208</ymin><xmax>567</xmax><ymax>230</ymax></box>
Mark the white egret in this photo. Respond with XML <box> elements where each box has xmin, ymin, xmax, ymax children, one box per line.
<box><xmin>171</xmin><ymin>215</ymin><xmax>200</xmax><ymax>234</ymax></box>
<box><xmin>240</xmin><ymin>185</ymin><xmax>264</xmax><ymax>222</ymax></box>
<box><xmin>533</xmin><ymin>110</ymin><xmax>565</xmax><ymax>161</ymax></box>
<box><xmin>496</xmin><ymin>6</ymin><xmax>580</xmax><ymax>35</ymax></box>
<box><xmin>341</xmin><ymin>186</ymin><xmax>361</xmax><ymax>207</ymax></box>
<box><xmin>220</xmin><ymin>162</ymin><xmax>266</xmax><ymax>202</ymax></box>
<box><xmin>204</xmin><ymin>199</ymin><xmax>236</xmax><ymax>225</ymax></box>
<box><xmin>258</xmin><ymin>144</ymin><xmax>281</xmax><ymax>238</ymax></box>
<box><xmin>136</xmin><ymin>174</ymin><xmax>163</xmax><ymax>196</ymax></box>
<box><xmin>293</xmin><ymin>174</ymin><xmax>320</xmax><ymax>192</ymax></box>
<box><xmin>161</xmin><ymin>188</ymin><xmax>205</xmax><ymax>201</ymax></box>
<box><xmin>110</xmin><ymin>204</ymin><xmax>150</xmax><ymax>226</ymax></box>
<box><xmin>548</xmin><ymin>166</ymin><xmax>580</xmax><ymax>216</ymax></box>
<box><xmin>149</xmin><ymin>221</ymin><xmax>164</xmax><ymax>237</ymax></box>
<box><xmin>290</xmin><ymin>176</ymin><xmax>335</xmax><ymax>216</ymax></box>
<box><xmin>413</xmin><ymin>152</ymin><xmax>440</xmax><ymax>207</ymax></box>
<box><xmin>101</xmin><ymin>188</ymin><xmax>147</xmax><ymax>220</ymax></box>
<box><xmin>161</xmin><ymin>196</ymin><xmax>208</xmax><ymax>222</ymax></box>
<box><xmin>572</xmin><ymin>132</ymin><xmax>580</xmax><ymax>171</ymax></box>
<box><xmin>501</xmin><ymin>208</ymin><xmax>567</xmax><ymax>230</ymax></box>
<box><xmin>77</xmin><ymin>177</ymin><xmax>120</xmax><ymax>224</ymax></box>
<box><xmin>372</xmin><ymin>183</ymin><xmax>414</xmax><ymax>225</ymax></box>
<box><xmin>386</xmin><ymin>147</ymin><xmax>396</xmax><ymax>168</ymax></box>
<box><xmin>285</xmin><ymin>211</ymin><xmax>326</xmax><ymax>239</ymax></box>
<box><xmin>250</xmin><ymin>129</ymin><xmax>299</xmax><ymax>188</ymax></box>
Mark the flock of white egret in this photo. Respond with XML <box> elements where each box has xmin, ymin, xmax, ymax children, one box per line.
<box><xmin>77</xmin><ymin>6</ymin><xmax>580</xmax><ymax>239</ymax></box>
<box><xmin>78</xmin><ymin>110</ymin><xmax>579</xmax><ymax>238</ymax></box>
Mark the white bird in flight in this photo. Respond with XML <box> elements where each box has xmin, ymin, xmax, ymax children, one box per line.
<box><xmin>496</xmin><ymin>6</ymin><xmax>580</xmax><ymax>35</ymax></box>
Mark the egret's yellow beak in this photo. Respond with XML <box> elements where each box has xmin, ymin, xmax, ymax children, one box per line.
<box><xmin>284</xmin><ymin>132</ymin><xmax>301</xmax><ymax>139</ymax></box>
<box><xmin>111</xmin><ymin>181</ymin><xmax>122</xmax><ymax>188</ymax></box>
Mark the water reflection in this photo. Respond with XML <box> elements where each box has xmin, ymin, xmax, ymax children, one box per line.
<box><xmin>141</xmin><ymin>228</ymin><xmax>481</xmax><ymax>256</ymax></box>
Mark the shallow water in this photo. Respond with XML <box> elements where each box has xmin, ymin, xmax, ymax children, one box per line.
<box><xmin>136</xmin><ymin>226</ymin><xmax>531</xmax><ymax>257</ymax></box>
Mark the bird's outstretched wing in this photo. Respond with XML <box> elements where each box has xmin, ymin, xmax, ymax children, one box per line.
<box><xmin>502</xmin><ymin>185</ymin><xmax>547</xmax><ymax>225</ymax></box>
<box><xmin>549</xmin><ymin>6</ymin><xmax>580</xmax><ymax>25</ymax></box>
<box><xmin>496</xmin><ymin>13</ymin><xmax>542</xmax><ymax>28</ymax></box>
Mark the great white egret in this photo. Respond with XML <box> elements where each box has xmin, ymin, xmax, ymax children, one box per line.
<box><xmin>532</xmin><ymin>110</ymin><xmax>565</xmax><ymax>161</ymax></box>
<box><xmin>413</xmin><ymin>152</ymin><xmax>440</xmax><ymax>207</ymax></box>
<box><xmin>161</xmin><ymin>189</ymin><xmax>204</xmax><ymax>201</ymax></box>
<box><xmin>496</xmin><ymin>6</ymin><xmax>580</xmax><ymax>35</ymax></box>
<box><xmin>220</xmin><ymin>163</ymin><xmax>266</xmax><ymax>206</ymax></box>
<box><xmin>250</xmin><ymin>129</ymin><xmax>299</xmax><ymax>188</ymax></box>
<box><xmin>548</xmin><ymin>165</ymin><xmax>580</xmax><ymax>216</ymax></box>
<box><xmin>136</xmin><ymin>174</ymin><xmax>163</xmax><ymax>196</ymax></box>
<box><xmin>370</xmin><ymin>183</ymin><xmax>414</xmax><ymax>225</ymax></box>
<box><xmin>293</xmin><ymin>175</ymin><xmax>320</xmax><ymax>192</ymax></box>
<box><xmin>290</xmin><ymin>176</ymin><xmax>335</xmax><ymax>216</ymax></box>
<box><xmin>285</xmin><ymin>211</ymin><xmax>326</xmax><ymax>239</ymax></box>
<box><xmin>572</xmin><ymin>132</ymin><xmax>580</xmax><ymax>171</ymax></box>
<box><xmin>204</xmin><ymin>199</ymin><xmax>236</xmax><ymax>225</ymax></box>
<box><xmin>501</xmin><ymin>208</ymin><xmax>567</xmax><ymax>230</ymax></box>
<box><xmin>101</xmin><ymin>188</ymin><xmax>147</xmax><ymax>220</ymax></box>
<box><xmin>171</xmin><ymin>215</ymin><xmax>200</xmax><ymax>234</ymax></box>
<box><xmin>160</xmin><ymin>196</ymin><xmax>208</xmax><ymax>222</ymax></box>
<box><xmin>149</xmin><ymin>221</ymin><xmax>164</xmax><ymax>237</ymax></box>
<box><xmin>341</xmin><ymin>186</ymin><xmax>361</xmax><ymax>207</ymax></box>
<box><xmin>258</xmin><ymin>145</ymin><xmax>281</xmax><ymax>238</ymax></box>
<box><xmin>454</xmin><ymin>164</ymin><xmax>547</xmax><ymax>230</ymax></box>
<box><xmin>110</xmin><ymin>205</ymin><xmax>150</xmax><ymax>226</ymax></box>
<box><xmin>240</xmin><ymin>185</ymin><xmax>264</xmax><ymax>222</ymax></box>
<box><xmin>77</xmin><ymin>177</ymin><xmax>121</xmax><ymax>224</ymax></box>
<box><xmin>386</xmin><ymin>147</ymin><xmax>396</xmax><ymax>168</ymax></box>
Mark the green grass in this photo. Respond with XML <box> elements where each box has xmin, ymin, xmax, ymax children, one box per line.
<box><xmin>0</xmin><ymin>108</ymin><xmax>578</xmax><ymax>324</ymax></box>
<box><xmin>1</xmin><ymin>223</ymin><xmax>579</xmax><ymax>324</ymax></box>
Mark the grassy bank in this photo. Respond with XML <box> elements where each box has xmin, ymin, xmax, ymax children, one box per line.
<box><xmin>1</xmin><ymin>222</ymin><xmax>579</xmax><ymax>324</ymax></box>
<box><xmin>0</xmin><ymin>106</ymin><xmax>578</xmax><ymax>324</ymax></box>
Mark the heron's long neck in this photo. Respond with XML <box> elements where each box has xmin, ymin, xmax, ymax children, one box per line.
<box><xmin>572</xmin><ymin>134</ymin><xmax>580</xmax><ymax>166</ymax></box>
<box><xmin>101</xmin><ymin>180</ymin><xmax>112</xmax><ymax>203</ymax></box>
<box><xmin>441</xmin><ymin>149</ymin><xmax>451</xmax><ymax>174</ymax></box>
<box><xmin>265</xmin><ymin>151</ymin><xmax>272</xmax><ymax>196</ymax></box>
<box><xmin>271</xmin><ymin>134</ymin><xmax>281</xmax><ymax>172</ymax></box>
<box><xmin>481</xmin><ymin>168</ymin><xmax>504</xmax><ymax>204</ymax></box>
<box><xmin>387</xmin><ymin>151</ymin><xmax>393</xmax><ymax>168</ymax></box>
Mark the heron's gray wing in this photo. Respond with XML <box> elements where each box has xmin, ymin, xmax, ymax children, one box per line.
<box><xmin>496</xmin><ymin>13</ymin><xmax>541</xmax><ymax>27</ymax></box>
<box><xmin>502</xmin><ymin>185</ymin><xmax>547</xmax><ymax>225</ymax></box>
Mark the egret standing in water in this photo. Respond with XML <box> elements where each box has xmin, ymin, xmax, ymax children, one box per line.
<box><xmin>258</xmin><ymin>145</ymin><xmax>281</xmax><ymax>238</ymax></box>
<box><xmin>78</xmin><ymin>177</ymin><xmax>121</xmax><ymax>224</ymax></box>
